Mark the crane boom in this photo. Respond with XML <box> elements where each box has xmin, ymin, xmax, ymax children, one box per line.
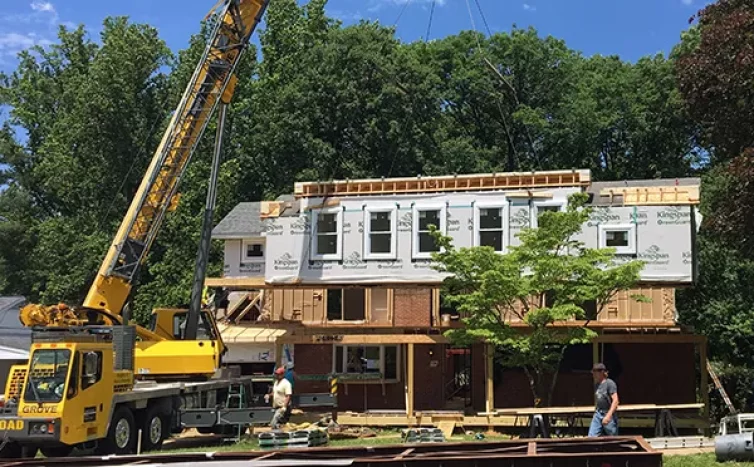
<box><xmin>83</xmin><ymin>0</ymin><xmax>269</xmax><ymax>315</ymax></box>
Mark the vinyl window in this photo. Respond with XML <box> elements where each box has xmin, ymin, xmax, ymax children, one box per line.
<box><xmin>412</xmin><ymin>205</ymin><xmax>447</xmax><ymax>259</ymax></box>
<box><xmin>242</xmin><ymin>240</ymin><xmax>264</xmax><ymax>262</ymax></box>
<box><xmin>311</xmin><ymin>208</ymin><xmax>343</xmax><ymax>260</ymax></box>
<box><xmin>474</xmin><ymin>203</ymin><xmax>506</xmax><ymax>252</ymax></box>
<box><xmin>598</xmin><ymin>224</ymin><xmax>637</xmax><ymax>255</ymax></box>
<box><xmin>364</xmin><ymin>206</ymin><xmax>397</xmax><ymax>260</ymax></box>
<box><xmin>531</xmin><ymin>201</ymin><xmax>566</xmax><ymax>228</ymax></box>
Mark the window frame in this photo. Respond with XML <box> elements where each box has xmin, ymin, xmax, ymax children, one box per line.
<box><xmin>412</xmin><ymin>204</ymin><xmax>447</xmax><ymax>259</ymax></box>
<box><xmin>332</xmin><ymin>344</ymin><xmax>401</xmax><ymax>382</ymax></box>
<box><xmin>473</xmin><ymin>202</ymin><xmax>508</xmax><ymax>253</ymax></box>
<box><xmin>310</xmin><ymin>207</ymin><xmax>344</xmax><ymax>261</ymax></box>
<box><xmin>531</xmin><ymin>200</ymin><xmax>567</xmax><ymax>228</ymax></box>
<box><xmin>241</xmin><ymin>239</ymin><xmax>265</xmax><ymax>262</ymax></box>
<box><xmin>364</xmin><ymin>205</ymin><xmax>398</xmax><ymax>260</ymax></box>
<box><xmin>598</xmin><ymin>224</ymin><xmax>637</xmax><ymax>255</ymax></box>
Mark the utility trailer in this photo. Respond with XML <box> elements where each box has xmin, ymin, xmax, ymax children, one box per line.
<box><xmin>0</xmin><ymin>326</ymin><xmax>335</xmax><ymax>459</ymax></box>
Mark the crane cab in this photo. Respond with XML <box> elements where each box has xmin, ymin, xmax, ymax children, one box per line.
<box><xmin>132</xmin><ymin>308</ymin><xmax>226</xmax><ymax>380</ymax></box>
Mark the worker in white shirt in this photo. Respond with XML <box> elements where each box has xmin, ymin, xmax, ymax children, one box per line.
<box><xmin>266</xmin><ymin>366</ymin><xmax>293</xmax><ymax>430</ymax></box>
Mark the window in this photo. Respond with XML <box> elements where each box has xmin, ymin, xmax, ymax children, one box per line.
<box><xmin>242</xmin><ymin>239</ymin><xmax>264</xmax><ymax>261</ymax></box>
<box><xmin>81</xmin><ymin>351</ymin><xmax>103</xmax><ymax>390</ymax></box>
<box><xmin>474</xmin><ymin>204</ymin><xmax>506</xmax><ymax>252</ymax></box>
<box><xmin>333</xmin><ymin>345</ymin><xmax>400</xmax><ymax>380</ymax></box>
<box><xmin>25</xmin><ymin>349</ymin><xmax>71</xmax><ymax>403</ymax></box>
<box><xmin>311</xmin><ymin>208</ymin><xmax>343</xmax><ymax>260</ymax></box>
<box><xmin>326</xmin><ymin>289</ymin><xmax>366</xmax><ymax>321</ymax></box>
<box><xmin>412</xmin><ymin>205</ymin><xmax>446</xmax><ymax>259</ymax></box>
<box><xmin>598</xmin><ymin>224</ymin><xmax>636</xmax><ymax>255</ymax></box>
<box><xmin>532</xmin><ymin>201</ymin><xmax>565</xmax><ymax>228</ymax></box>
<box><xmin>173</xmin><ymin>312</ymin><xmax>214</xmax><ymax>340</ymax></box>
<box><xmin>370</xmin><ymin>288</ymin><xmax>390</xmax><ymax>323</ymax></box>
<box><xmin>364</xmin><ymin>207</ymin><xmax>397</xmax><ymax>259</ymax></box>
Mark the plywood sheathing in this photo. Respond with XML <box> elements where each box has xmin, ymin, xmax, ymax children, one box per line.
<box><xmin>600</xmin><ymin>186</ymin><xmax>700</xmax><ymax>206</ymax></box>
<box><xmin>294</xmin><ymin>170</ymin><xmax>591</xmax><ymax>198</ymax></box>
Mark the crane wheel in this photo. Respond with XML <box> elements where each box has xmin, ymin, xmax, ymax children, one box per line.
<box><xmin>141</xmin><ymin>405</ymin><xmax>168</xmax><ymax>451</ymax></box>
<box><xmin>40</xmin><ymin>446</ymin><xmax>73</xmax><ymax>458</ymax></box>
<box><xmin>97</xmin><ymin>406</ymin><xmax>136</xmax><ymax>455</ymax></box>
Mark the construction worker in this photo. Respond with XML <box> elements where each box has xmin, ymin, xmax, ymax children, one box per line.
<box><xmin>265</xmin><ymin>366</ymin><xmax>292</xmax><ymax>430</ymax></box>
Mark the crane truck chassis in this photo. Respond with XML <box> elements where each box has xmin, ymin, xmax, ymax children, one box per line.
<box><xmin>0</xmin><ymin>326</ymin><xmax>336</xmax><ymax>458</ymax></box>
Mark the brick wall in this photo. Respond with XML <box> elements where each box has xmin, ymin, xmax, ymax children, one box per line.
<box><xmin>394</xmin><ymin>288</ymin><xmax>432</xmax><ymax>327</ymax></box>
<box><xmin>293</xmin><ymin>344</ymin><xmax>332</xmax><ymax>394</ymax></box>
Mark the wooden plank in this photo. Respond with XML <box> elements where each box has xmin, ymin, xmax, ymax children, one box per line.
<box><xmin>280</xmin><ymin>334</ymin><xmax>450</xmax><ymax>345</ymax></box>
<box><xmin>205</xmin><ymin>277</ymin><xmax>265</xmax><ymax>288</ymax></box>
<box><xmin>436</xmin><ymin>421</ymin><xmax>456</xmax><ymax>439</ymax></box>
<box><xmin>502</xmin><ymin>403</ymin><xmax>703</xmax><ymax>416</ymax></box>
<box><xmin>335</xmin><ymin>412</ymin><xmax>708</xmax><ymax>429</ymax></box>
<box><xmin>485</xmin><ymin>344</ymin><xmax>494</xmax><ymax>413</ymax></box>
<box><xmin>294</xmin><ymin>170</ymin><xmax>590</xmax><ymax>198</ymax></box>
<box><xmin>407</xmin><ymin>344</ymin><xmax>415</xmax><ymax>418</ymax></box>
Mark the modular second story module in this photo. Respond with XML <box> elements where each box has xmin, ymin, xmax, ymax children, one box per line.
<box><xmin>218</xmin><ymin>170</ymin><xmax>700</xmax><ymax>288</ymax></box>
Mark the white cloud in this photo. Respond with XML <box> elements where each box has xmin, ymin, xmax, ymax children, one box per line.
<box><xmin>0</xmin><ymin>2</ymin><xmax>69</xmax><ymax>66</ymax></box>
<box><xmin>523</xmin><ymin>3</ymin><xmax>536</xmax><ymax>11</ymax></box>
<box><xmin>30</xmin><ymin>1</ymin><xmax>55</xmax><ymax>13</ymax></box>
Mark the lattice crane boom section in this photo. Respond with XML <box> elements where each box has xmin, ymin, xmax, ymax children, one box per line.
<box><xmin>83</xmin><ymin>0</ymin><xmax>269</xmax><ymax>314</ymax></box>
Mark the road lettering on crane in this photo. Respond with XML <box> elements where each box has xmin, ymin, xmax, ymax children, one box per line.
<box><xmin>0</xmin><ymin>419</ymin><xmax>25</xmax><ymax>430</ymax></box>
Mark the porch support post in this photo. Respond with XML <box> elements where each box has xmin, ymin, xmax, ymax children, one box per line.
<box><xmin>485</xmin><ymin>344</ymin><xmax>495</xmax><ymax>413</ymax></box>
<box><xmin>407</xmin><ymin>343</ymin><xmax>415</xmax><ymax>418</ymax></box>
<box><xmin>275</xmin><ymin>342</ymin><xmax>283</xmax><ymax>367</ymax></box>
<box><xmin>592</xmin><ymin>340</ymin><xmax>599</xmax><ymax>366</ymax></box>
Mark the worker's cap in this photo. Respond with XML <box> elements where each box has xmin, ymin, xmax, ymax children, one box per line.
<box><xmin>274</xmin><ymin>366</ymin><xmax>286</xmax><ymax>375</ymax></box>
<box><xmin>592</xmin><ymin>363</ymin><xmax>607</xmax><ymax>372</ymax></box>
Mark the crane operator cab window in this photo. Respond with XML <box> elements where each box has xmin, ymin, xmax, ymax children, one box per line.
<box><xmin>25</xmin><ymin>349</ymin><xmax>71</xmax><ymax>403</ymax></box>
<box><xmin>173</xmin><ymin>312</ymin><xmax>214</xmax><ymax>340</ymax></box>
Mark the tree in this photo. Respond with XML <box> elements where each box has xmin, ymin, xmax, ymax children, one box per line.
<box><xmin>432</xmin><ymin>193</ymin><xmax>645</xmax><ymax>406</ymax></box>
<box><xmin>0</xmin><ymin>20</ymin><xmax>172</xmax><ymax>304</ymax></box>
<box><xmin>675</xmin><ymin>0</ymin><xmax>754</xmax><ymax>160</ymax></box>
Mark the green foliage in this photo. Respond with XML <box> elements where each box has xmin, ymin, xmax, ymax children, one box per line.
<box><xmin>432</xmin><ymin>193</ymin><xmax>644</xmax><ymax>405</ymax></box>
<box><xmin>675</xmin><ymin>0</ymin><xmax>754</xmax><ymax>160</ymax></box>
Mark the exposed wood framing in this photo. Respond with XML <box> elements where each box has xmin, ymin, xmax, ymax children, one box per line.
<box><xmin>280</xmin><ymin>334</ymin><xmax>449</xmax><ymax>345</ymax></box>
<box><xmin>600</xmin><ymin>186</ymin><xmax>700</xmax><ymax>206</ymax></box>
<box><xmin>294</xmin><ymin>170</ymin><xmax>591</xmax><ymax>198</ymax></box>
<box><xmin>485</xmin><ymin>344</ymin><xmax>494</xmax><ymax>413</ymax></box>
<box><xmin>206</xmin><ymin>277</ymin><xmax>265</xmax><ymax>289</ymax></box>
<box><xmin>407</xmin><ymin>344</ymin><xmax>415</xmax><ymax>417</ymax></box>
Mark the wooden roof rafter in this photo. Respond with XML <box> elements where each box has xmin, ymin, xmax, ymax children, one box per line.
<box><xmin>294</xmin><ymin>170</ymin><xmax>591</xmax><ymax>198</ymax></box>
<box><xmin>600</xmin><ymin>186</ymin><xmax>700</xmax><ymax>206</ymax></box>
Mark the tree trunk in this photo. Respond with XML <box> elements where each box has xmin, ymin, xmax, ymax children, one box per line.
<box><xmin>546</xmin><ymin>347</ymin><xmax>569</xmax><ymax>407</ymax></box>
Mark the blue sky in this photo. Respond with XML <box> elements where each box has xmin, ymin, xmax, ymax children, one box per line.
<box><xmin>0</xmin><ymin>0</ymin><xmax>707</xmax><ymax>73</ymax></box>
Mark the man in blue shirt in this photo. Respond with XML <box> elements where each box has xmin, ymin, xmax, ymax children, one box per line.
<box><xmin>588</xmin><ymin>363</ymin><xmax>620</xmax><ymax>437</ymax></box>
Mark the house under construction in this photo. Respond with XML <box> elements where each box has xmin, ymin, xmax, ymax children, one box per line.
<box><xmin>206</xmin><ymin>169</ymin><xmax>707</xmax><ymax>431</ymax></box>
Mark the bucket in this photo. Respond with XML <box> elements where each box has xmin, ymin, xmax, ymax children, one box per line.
<box><xmin>716</xmin><ymin>432</ymin><xmax>754</xmax><ymax>461</ymax></box>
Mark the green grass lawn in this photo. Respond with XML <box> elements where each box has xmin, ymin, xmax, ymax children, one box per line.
<box><xmin>664</xmin><ymin>453</ymin><xmax>754</xmax><ymax>467</ymax></box>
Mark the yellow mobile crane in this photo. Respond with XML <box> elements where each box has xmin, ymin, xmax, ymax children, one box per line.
<box><xmin>0</xmin><ymin>0</ymin><xmax>334</xmax><ymax>459</ymax></box>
